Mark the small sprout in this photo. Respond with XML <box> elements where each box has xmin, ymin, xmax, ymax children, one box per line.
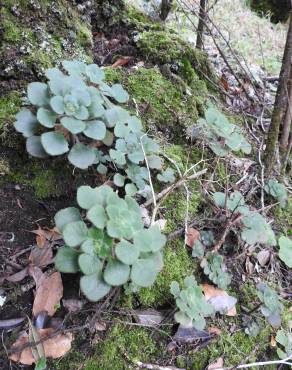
<box><xmin>200</xmin><ymin>253</ymin><xmax>231</xmax><ymax>290</ymax></box>
<box><xmin>54</xmin><ymin>185</ymin><xmax>166</xmax><ymax>301</ymax></box>
<box><xmin>170</xmin><ymin>276</ymin><xmax>214</xmax><ymax>330</ymax></box>
<box><xmin>257</xmin><ymin>283</ymin><xmax>283</xmax><ymax>328</ymax></box>
<box><xmin>197</xmin><ymin>107</ymin><xmax>251</xmax><ymax>156</ymax></box>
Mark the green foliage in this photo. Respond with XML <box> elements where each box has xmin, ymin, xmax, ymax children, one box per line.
<box><xmin>276</xmin><ymin>329</ymin><xmax>292</xmax><ymax>359</ymax></box>
<box><xmin>170</xmin><ymin>275</ymin><xmax>214</xmax><ymax>329</ymax></box>
<box><xmin>14</xmin><ymin>61</ymin><xmax>167</xmax><ymax>196</ymax></box>
<box><xmin>212</xmin><ymin>191</ymin><xmax>276</xmax><ymax>246</ymax></box>
<box><xmin>264</xmin><ymin>179</ymin><xmax>288</xmax><ymax>208</ymax></box>
<box><xmin>278</xmin><ymin>236</ymin><xmax>292</xmax><ymax>268</ymax></box>
<box><xmin>200</xmin><ymin>252</ymin><xmax>231</xmax><ymax>290</ymax></box>
<box><xmin>196</xmin><ymin>107</ymin><xmax>251</xmax><ymax>156</ymax></box>
<box><xmin>257</xmin><ymin>283</ymin><xmax>283</xmax><ymax>328</ymax></box>
<box><xmin>54</xmin><ymin>185</ymin><xmax>166</xmax><ymax>301</ymax></box>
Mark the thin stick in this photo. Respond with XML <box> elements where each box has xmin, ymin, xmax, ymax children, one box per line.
<box><xmin>140</xmin><ymin>134</ymin><xmax>157</xmax><ymax>210</ymax></box>
<box><xmin>236</xmin><ymin>356</ymin><xmax>292</xmax><ymax>369</ymax></box>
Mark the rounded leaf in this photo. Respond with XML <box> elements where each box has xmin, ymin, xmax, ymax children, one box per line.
<box><xmin>77</xmin><ymin>186</ymin><xmax>100</xmax><ymax>210</ymax></box>
<box><xmin>113</xmin><ymin>174</ymin><xmax>125</xmax><ymax>187</ymax></box>
<box><xmin>133</xmin><ymin>225</ymin><xmax>166</xmax><ymax>253</ymax></box>
<box><xmin>279</xmin><ymin>236</ymin><xmax>292</xmax><ymax>268</ymax></box>
<box><xmin>41</xmin><ymin>131</ymin><xmax>69</xmax><ymax>156</ymax></box>
<box><xmin>68</xmin><ymin>144</ymin><xmax>95</xmax><ymax>169</ymax></box>
<box><xmin>103</xmin><ymin>260</ymin><xmax>130</xmax><ymax>286</ymax></box>
<box><xmin>15</xmin><ymin>109</ymin><xmax>38</xmax><ymax>137</ymax></box>
<box><xmin>78</xmin><ymin>253</ymin><xmax>101</xmax><ymax>275</ymax></box>
<box><xmin>27</xmin><ymin>82</ymin><xmax>49</xmax><ymax>106</ymax></box>
<box><xmin>131</xmin><ymin>258</ymin><xmax>159</xmax><ymax>287</ymax></box>
<box><xmin>54</xmin><ymin>207</ymin><xmax>81</xmax><ymax>232</ymax></box>
<box><xmin>60</xmin><ymin>117</ymin><xmax>86</xmax><ymax>134</ymax></box>
<box><xmin>63</xmin><ymin>221</ymin><xmax>88</xmax><ymax>247</ymax></box>
<box><xmin>84</xmin><ymin>120</ymin><xmax>106</xmax><ymax>140</ymax></box>
<box><xmin>37</xmin><ymin>108</ymin><xmax>57</xmax><ymax>128</ymax></box>
<box><xmin>111</xmin><ymin>84</ymin><xmax>129</xmax><ymax>103</ymax></box>
<box><xmin>26</xmin><ymin>136</ymin><xmax>48</xmax><ymax>158</ymax></box>
<box><xmin>80</xmin><ymin>273</ymin><xmax>111</xmax><ymax>302</ymax></box>
<box><xmin>87</xmin><ymin>204</ymin><xmax>107</xmax><ymax>229</ymax></box>
<box><xmin>50</xmin><ymin>96</ymin><xmax>65</xmax><ymax>114</ymax></box>
<box><xmin>115</xmin><ymin>240</ymin><xmax>140</xmax><ymax>265</ymax></box>
<box><xmin>55</xmin><ymin>247</ymin><xmax>79</xmax><ymax>273</ymax></box>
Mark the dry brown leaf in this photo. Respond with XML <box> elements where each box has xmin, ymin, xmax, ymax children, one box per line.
<box><xmin>270</xmin><ymin>335</ymin><xmax>277</xmax><ymax>347</ymax></box>
<box><xmin>95</xmin><ymin>321</ymin><xmax>107</xmax><ymax>332</ymax></box>
<box><xmin>202</xmin><ymin>284</ymin><xmax>237</xmax><ymax>316</ymax></box>
<box><xmin>257</xmin><ymin>249</ymin><xmax>270</xmax><ymax>266</ymax></box>
<box><xmin>208</xmin><ymin>357</ymin><xmax>224</xmax><ymax>370</ymax></box>
<box><xmin>9</xmin><ymin>328</ymin><xmax>73</xmax><ymax>365</ymax></box>
<box><xmin>208</xmin><ymin>327</ymin><xmax>222</xmax><ymax>335</ymax></box>
<box><xmin>186</xmin><ymin>228</ymin><xmax>200</xmax><ymax>248</ymax></box>
<box><xmin>6</xmin><ymin>267</ymin><xmax>28</xmax><ymax>283</ymax></box>
<box><xmin>28</xmin><ymin>266</ymin><xmax>46</xmax><ymax>290</ymax></box>
<box><xmin>32</xmin><ymin>272</ymin><xmax>63</xmax><ymax>317</ymax></box>
<box><xmin>112</xmin><ymin>56</ymin><xmax>132</xmax><ymax>68</ymax></box>
<box><xmin>63</xmin><ymin>299</ymin><xmax>85</xmax><ymax>313</ymax></box>
<box><xmin>31</xmin><ymin>227</ymin><xmax>62</xmax><ymax>248</ymax></box>
<box><xmin>29</xmin><ymin>245</ymin><xmax>53</xmax><ymax>268</ymax></box>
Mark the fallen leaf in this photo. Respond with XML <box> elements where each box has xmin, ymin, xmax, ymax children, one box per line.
<box><xmin>270</xmin><ymin>335</ymin><xmax>276</xmax><ymax>347</ymax></box>
<box><xmin>29</xmin><ymin>246</ymin><xmax>53</xmax><ymax>268</ymax></box>
<box><xmin>31</xmin><ymin>227</ymin><xmax>62</xmax><ymax>248</ymax></box>
<box><xmin>208</xmin><ymin>327</ymin><xmax>222</xmax><ymax>335</ymax></box>
<box><xmin>174</xmin><ymin>325</ymin><xmax>211</xmax><ymax>343</ymax></box>
<box><xmin>63</xmin><ymin>299</ymin><xmax>85</xmax><ymax>313</ymax></box>
<box><xmin>134</xmin><ymin>309</ymin><xmax>164</xmax><ymax>328</ymax></box>
<box><xmin>208</xmin><ymin>357</ymin><xmax>224</xmax><ymax>370</ymax></box>
<box><xmin>202</xmin><ymin>284</ymin><xmax>237</xmax><ymax>316</ymax></box>
<box><xmin>9</xmin><ymin>328</ymin><xmax>73</xmax><ymax>365</ymax></box>
<box><xmin>257</xmin><ymin>249</ymin><xmax>270</xmax><ymax>266</ymax></box>
<box><xmin>111</xmin><ymin>56</ymin><xmax>132</xmax><ymax>68</ymax></box>
<box><xmin>6</xmin><ymin>267</ymin><xmax>28</xmax><ymax>282</ymax></box>
<box><xmin>28</xmin><ymin>266</ymin><xmax>46</xmax><ymax>290</ymax></box>
<box><xmin>186</xmin><ymin>228</ymin><xmax>200</xmax><ymax>248</ymax></box>
<box><xmin>32</xmin><ymin>272</ymin><xmax>63</xmax><ymax>317</ymax></box>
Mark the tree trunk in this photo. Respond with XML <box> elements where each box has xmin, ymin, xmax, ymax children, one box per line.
<box><xmin>196</xmin><ymin>0</ymin><xmax>208</xmax><ymax>50</ymax></box>
<box><xmin>264</xmin><ymin>12</ymin><xmax>292</xmax><ymax>174</ymax></box>
<box><xmin>160</xmin><ymin>0</ymin><xmax>173</xmax><ymax>21</ymax></box>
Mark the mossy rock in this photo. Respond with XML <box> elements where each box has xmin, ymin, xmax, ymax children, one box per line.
<box><xmin>248</xmin><ymin>0</ymin><xmax>291</xmax><ymax>23</ymax></box>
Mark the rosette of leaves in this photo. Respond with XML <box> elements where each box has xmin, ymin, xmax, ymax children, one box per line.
<box><xmin>195</xmin><ymin>107</ymin><xmax>251</xmax><ymax>156</ymax></box>
<box><xmin>54</xmin><ymin>185</ymin><xmax>166</xmax><ymax>301</ymax></box>
<box><xmin>257</xmin><ymin>283</ymin><xmax>283</xmax><ymax>328</ymax></box>
<box><xmin>200</xmin><ymin>252</ymin><xmax>231</xmax><ymax>290</ymax></box>
<box><xmin>170</xmin><ymin>276</ymin><xmax>214</xmax><ymax>330</ymax></box>
<box><xmin>275</xmin><ymin>329</ymin><xmax>292</xmax><ymax>360</ymax></box>
<box><xmin>264</xmin><ymin>179</ymin><xmax>288</xmax><ymax>208</ymax></box>
<box><xmin>212</xmin><ymin>191</ymin><xmax>276</xmax><ymax>246</ymax></box>
<box><xmin>14</xmin><ymin>60</ymin><xmax>167</xmax><ymax>195</ymax></box>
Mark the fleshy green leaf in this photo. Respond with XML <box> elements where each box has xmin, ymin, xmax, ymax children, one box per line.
<box><xmin>131</xmin><ymin>257</ymin><xmax>159</xmax><ymax>287</ymax></box>
<box><xmin>84</xmin><ymin>120</ymin><xmax>106</xmax><ymax>140</ymax></box>
<box><xmin>55</xmin><ymin>247</ymin><xmax>79</xmax><ymax>273</ymax></box>
<box><xmin>78</xmin><ymin>253</ymin><xmax>101</xmax><ymax>275</ymax></box>
<box><xmin>278</xmin><ymin>236</ymin><xmax>292</xmax><ymax>268</ymax></box>
<box><xmin>133</xmin><ymin>225</ymin><xmax>166</xmax><ymax>253</ymax></box>
<box><xmin>27</xmin><ymin>82</ymin><xmax>49</xmax><ymax>106</ymax></box>
<box><xmin>103</xmin><ymin>260</ymin><xmax>130</xmax><ymax>286</ymax></box>
<box><xmin>37</xmin><ymin>108</ymin><xmax>57</xmax><ymax>128</ymax></box>
<box><xmin>41</xmin><ymin>131</ymin><xmax>69</xmax><ymax>156</ymax></box>
<box><xmin>115</xmin><ymin>240</ymin><xmax>140</xmax><ymax>265</ymax></box>
<box><xmin>68</xmin><ymin>144</ymin><xmax>95</xmax><ymax>169</ymax></box>
<box><xmin>60</xmin><ymin>117</ymin><xmax>86</xmax><ymax>134</ymax></box>
<box><xmin>54</xmin><ymin>207</ymin><xmax>81</xmax><ymax>232</ymax></box>
<box><xmin>87</xmin><ymin>204</ymin><xmax>107</xmax><ymax>229</ymax></box>
<box><xmin>50</xmin><ymin>96</ymin><xmax>65</xmax><ymax>114</ymax></box>
<box><xmin>63</xmin><ymin>221</ymin><xmax>88</xmax><ymax>247</ymax></box>
<box><xmin>80</xmin><ymin>273</ymin><xmax>111</xmax><ymax>301</ymax></box>
<box><xmin>113</xmin><ymin>174</ymin><xmax>125</xmax><ymax>187</ymax></box>
<box><xmin>15</xmin><ymin>109</ymin><xmax>38</xmax><ymax>137</ymax></box>
<box><xmin>26</xmin><ymin>136</ymin><xmax>48</xmax><ymax>158</ymax></box>
<box><xmin>77</xmin><ymin>185</ymin><xmax>100</xmax><ymax>210</ymax></box>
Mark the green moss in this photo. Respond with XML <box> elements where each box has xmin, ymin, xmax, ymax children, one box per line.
<box><xmin>124</xmin><ymin>67</ymin><xmax>200</xmax><ymax>133</ymax></box>
<box><xmin>190</xmin><ymin>329</ymin><xmax>272</xmax><ymax>369</ymax></box>
<box><xmin>125</xmin><ymin>5</ymin><xmax>163</xmax><ymax>32</ymax></box>
<box><xmin>137</xmin><ymin>239</ymin><xmax>194</xmax><ymax>306</ymax></box>
<box><xmin>0</xmin><ymin>91</ymin><xmax>22</xmax><ymax>130</ymax></box>
<box><xmin>76</xmin><ymin>23</ymin><xmax>93</xmax><ymax>48</ymax></box>
<box><xmin>104</xmin><ymin>67</ymin><xmax>124</xmax><ymax>84</ymax></box>
<box><xmin>85</xmin><ymin>323</ymin><xmax>161</xmax><ymax>370</ymax></box>
<box><xmin>2</xmin><ymin>18</ymin><xmax>22</xmax><ymax>42</ymax></box>
<box><xmin>275</xmin><ymin>197</ymin><xmax>292</xmax><ymax>235</ymax></box>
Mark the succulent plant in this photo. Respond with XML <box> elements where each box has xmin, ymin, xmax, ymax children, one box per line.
<box><xmin>170</xmin><ymin>275</ymin><xmax>214</xmax><ymax>330</ymax></box>
<box><xmin>213</xmin><ymin>191</ymin><xmax>249</xmax><ymax>215</ymax></box>
<box><xmin>200</xmin><ymin>252</ymin><xmax>231</xmax><ymax>290</ymax></box>
<box><xmin>194</xmin><ymin>107</ymin><xmax>251</xmax><ymax>156</ymax></box>
<box><xmin>278</xmin><ymin>236</ymin><xmax>292</xmax><ymax>268</ymax></box>
<box><xmin>14</xmin><ymin>60</ymin><xmax>167</xmax><ymax>196</ymax></box>
<box><xmin>257</xmin><ymin>283</ymin><xmax>283</xmax><ymax>328</ymax></box>
<box><xmin>54</xmin><ymin>185</ymin><xmax>166</xmax><ymax>301</ymax></box>
<box><xmin>264</xmin><ymin>179</ymin><xmax>288</xmax><ymax>208</ymax></box>
<box><xmin>276</xmin><ymin>329</ymin><xmax>292</xmax><ymax>360</ymax></box>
